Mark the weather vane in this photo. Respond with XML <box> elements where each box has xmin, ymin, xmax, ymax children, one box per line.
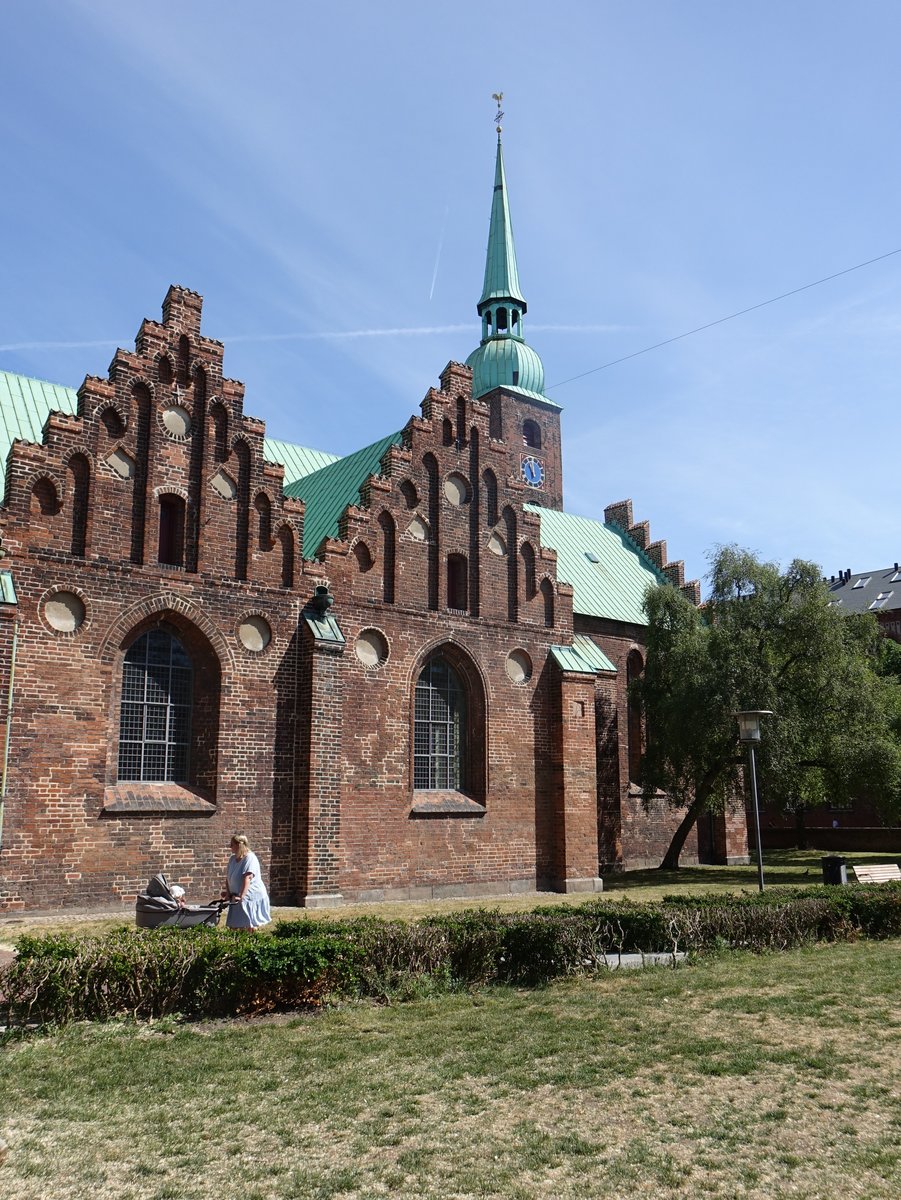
<box><xmin>492</xmin><ymin>92</ymin><xmax>504</xmax><ymax>134</ymax></box>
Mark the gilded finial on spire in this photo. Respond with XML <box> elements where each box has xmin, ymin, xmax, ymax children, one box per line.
<box><xmin>492</xmin><ymin>92</ymin><xmax>504</xmax><ymax>134</ymax></box>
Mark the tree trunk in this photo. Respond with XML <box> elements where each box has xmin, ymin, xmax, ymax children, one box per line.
<box><xmin>658</xmin><ymin>761</ymin><xmax>734</xmax><ymax>870</ymax></box>
<box><xmin>794</xmin><ymin>806</ymin><xmax>807</xmax><ymax>851</ymax></box>
<box><xmin>659</xmin><ymin>794</ymin><xmax>706</xmax><ymax>870</ymax></box>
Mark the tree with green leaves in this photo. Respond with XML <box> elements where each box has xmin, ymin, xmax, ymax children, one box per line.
<box><xmin>634</xmin><ymin>546</ymin><xmax>901</xmax><ymax>869</ymax></box>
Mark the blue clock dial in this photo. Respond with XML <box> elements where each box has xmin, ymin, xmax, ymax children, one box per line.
<box><xmin>521</xmin><ymin>455</ymin><xmax>544</xmax><ymax>488</ymax></box>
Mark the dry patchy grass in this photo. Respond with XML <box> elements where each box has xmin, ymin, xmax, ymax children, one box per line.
<box><xmin>2</xmin><ymin>939</ymin><xmax>901</xmax><ymax>1198</ymax></box>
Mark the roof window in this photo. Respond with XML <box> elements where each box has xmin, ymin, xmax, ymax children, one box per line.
<box><xmin>852</xmin><ymin>576</ymin><xmax>870</xmax><ymax>589</ymax></box>
<box><xmin>869</xmin><ymin>591</ymin><xmax>894</xmax><ymax>610</ymax></box>
<box><xmin>584</xmin><ymin>551</ymin><xmax>601</xmax><ymax>564</ymax></box>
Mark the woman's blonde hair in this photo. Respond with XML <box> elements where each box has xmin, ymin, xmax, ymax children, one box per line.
<box><xmin>230</xmin><ymin>832</ymin><xmax>250</xmax><ymax>856</ymax></box>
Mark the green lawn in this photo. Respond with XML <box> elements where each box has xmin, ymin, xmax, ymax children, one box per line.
<box><xmin>2</xmin><ymin>938</ymin><xmax>901</xmax><ymax>1198</ymax></box>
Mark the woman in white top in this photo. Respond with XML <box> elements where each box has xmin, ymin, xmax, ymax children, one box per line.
<box><xmin>222</xmin><ymin>833</ymin><xmax>271</xmax><ymax>930</ymax></box>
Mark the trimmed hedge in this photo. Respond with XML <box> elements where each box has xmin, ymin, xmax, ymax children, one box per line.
<box><xmin>4</xmin><ymin>883</ymin><xmax>901</xmax><ymax>1026</ymax></box>
<box><xmin>1</xmin><ymin>926</ymin><xmax>359</xmax><ymax>1026</ymax></box>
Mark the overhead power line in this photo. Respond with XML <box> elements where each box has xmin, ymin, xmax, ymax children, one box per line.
<box><xmin>545</xmin><ymin>247</ymin><xmax>901</xmax><ymax>391</ymax></box>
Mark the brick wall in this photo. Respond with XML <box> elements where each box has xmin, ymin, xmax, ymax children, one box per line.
<box><xmin>307</xmin><ymin>360</ymin><xmax>590</xmax><ymax>900</ymax></box>
<box><xmin>0</xmin><ymin>285</ymin><xmax>737</xmax><ymax>912</ymax></box>
<box><xmin>0</xmin><ymin>288</ymin><xmax>308</xmax><ymax>910</ymax></box>
<box><xmin>576</xmin><ymin>614</ymin><xmax>702</xmax><ymax>870</ymax></box>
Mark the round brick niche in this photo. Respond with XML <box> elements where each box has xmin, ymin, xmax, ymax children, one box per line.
<box><xmin>238</xmin><ymin>615</ymin><xmax>272</xmax><ymax>652</ymax></box>
<box><xmin>505</xmin><ymin>649</ymin><xmax>532</xmax><ymax>684</ymax></box>
<box><xmin>44</xmin><ymin>591</ymin><xmax>86</xmax><ymax>633</ymax></box>
<box><xmin>443</xmin><ymin>473</ymin><xmax>470</xmax><ymax>506</ymax></box>
<box><xmin>162</xmin><ymin>405</ymin><xmax>192</xmax><ymax>438</ymax></box>
<box><xmin>355</xmin><ymin>629</ymin><xmax>389</xmax><ymax>668</ymax></box>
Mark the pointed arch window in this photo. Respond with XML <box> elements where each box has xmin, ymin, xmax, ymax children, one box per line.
<box><xmin>210</xmin><ymin>403</ymin><xmax>229</xmax><ymax>463</ymax></box>
<box><xmin>279</xmin><ymin>525</ymin><xmax>295</xmax><ymax>589</ymax></box>
<box><xmin>158</xmin><ymin>495</ymin><xmax>186</xmax><ymax>566</ymax></box>
<box><xmin>447</xmin><ymin>554</ymin><xmax>468</xmax><ymax>611</ymax></box>
<box><xmin>455</xmin><ymin>397</ymin><xmax>466</xmax><ymax>445</ymax></box>
<box><xmin>254</xmin><ymin>492</ymin><xmax>272</xmax><ymax>551</ymax></box>
<box><xmin>176</xmin><ymin>335</ymin><xmax>190</xmax><ymax>387</ymax></box>
<box><xmin>521</xmin><ymin>542</ymin><xmax>536</xmax><ymax>600</ymax></box>
<box><xmin>540</xmin><ymin>577</ymin><xmax>555</xmax><ymax>627</ymax></box>
<box><xmin>523</xmin><ymin>420</ymin><xmax>541</xmax><ymax>449</ymax></box>
<box><xmin>482</xmin><ymin>469</ymin><xmax>498</xmax><ymax>527</ymax></box>
<box><xmin>31</xmin><ymin>477</ymin><xmax>60</xmax><ymax>516</ymax></box>
<box><xmin>414</xmin><ymin>658</ymin><xmax>466</xmax><ymax>790</ymax></box>
<box><xmin>158</xmin><ymin>356</ymin><xmax>173</xmax><ymax>387</ymax></box>
<box><xmin>118</xmin><ymin>628</ymin><xmax>193</xmax><ymax>783</ymax></box>
<box><xmin>69</xmin><ymin>454</ymin><xmax>90</xmax><ymax>557</ymax></box>
<box><xmin>379</xmin><ymin>511</ymin><xmax>396</xmax><ymax>603</ymax></box>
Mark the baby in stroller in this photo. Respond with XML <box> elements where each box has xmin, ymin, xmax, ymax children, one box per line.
<box><xmin>135</xmin><ymin>873</ymin><xmax>226</xmax><ymax>928</ymax></box>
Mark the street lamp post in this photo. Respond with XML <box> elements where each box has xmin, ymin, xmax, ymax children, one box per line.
<box><xmin>734</xmin><ymin>710</ymin><xmax>773</xmax><ymax>893</ymax></box>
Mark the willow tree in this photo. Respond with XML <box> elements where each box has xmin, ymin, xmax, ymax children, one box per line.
<box><xmin>634</xmin><ymin>546</ymin><xmax>901</xmax><ymax>869</ymax></box>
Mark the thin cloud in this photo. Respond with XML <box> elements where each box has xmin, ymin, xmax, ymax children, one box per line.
<box><xmin>227</xmin><ymin>323</ymin><xmax>630</xmax><ymax>342</ymax></box>
<box><xmin>0</xmin><ymin>339</ymin><xmax>121</xmax><ymax>353</ymax></box>
<box><xmin>0</xmin><ymin>322</ymin><xmax>631</xmax><ymax>356</ymax></box>
<box><xmin>225</xmin><ymin>325</ymin><xmax>472</xmax><ymax>343</ymax></box>
<box><xmin>530</xmin><ymin>324</ymin><xmax>631</xmax><ymax>333</ymax></box>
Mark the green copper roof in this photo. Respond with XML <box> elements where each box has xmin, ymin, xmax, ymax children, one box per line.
<box><xmin>467</xmin><ymin>135</ymin><xmax>557</xmax><ymax>408</ymax></box>
<box><xmin>550</xmin><ymin>634</ymin><xmax>616</xmax><ymax>675</ymax></box>
<box><xmin>0</xmin><ymin>370</ymin><xmax>337</xmax><ymax>494</ymax></box>
<box><xmin>465</xmin><ymin>338</ymin><xmax>559</xmax><ymax>409</ymax></box>
<box><xmin>285</xmin><ymin>430</ymin><xmax>403</xmax><ymax>559</ymax></box>
<box><xmin>478</xmin><ymin>137</ymin><xmax>526</xmax><ymax>310</ymax></box>
<box><xmin>263</xmin><ymin>437</ymin><xmax>338</xmax><ymax>485</ymax></box>
<box><xmin>302</xmin><ymin>607</ymin><xmax>346</xmax><ymax>646</ymax></box>
<box><xmin>526</xmin><ymin>505</ymin><xmax>668</xmax><ymax>625</ymax></box>
<box><xmin>0</xmin><ymin>371</ymin><xmax>79</xmax><ymax>488</ymax></box>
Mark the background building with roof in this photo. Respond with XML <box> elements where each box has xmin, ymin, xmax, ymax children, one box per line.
<box><xmin>757</xmin><ymin>563</ymin><xmax>901</xmax><ymax>853</ymax></box>
<box><xmin>826</xmin><ymin>565</ymin><xmax>901</xmax><ymax>643</ymax></box>
<box><xmin>0</xmin><ymin>134</ymin><xmax>748</xmax><ymax>913</ymax></box>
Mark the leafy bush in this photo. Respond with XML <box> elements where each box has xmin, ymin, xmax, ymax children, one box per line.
<box><xmin>2</xmin><ymin>925</ymin><xmax>358</xmax><ymax>1026</ymax></box>
<box><xmin>422</xmin><ymin>911</ymin><xmax>506</xmax><ymax>984</ymax></box>
<box><xmin>5</xmin><ymin>882</ymin><xmax>901</xmax><ymax>1027</ymax></box>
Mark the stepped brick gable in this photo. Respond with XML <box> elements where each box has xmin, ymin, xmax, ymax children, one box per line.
<box><xmin>0</xmin><ymin>136</ymin><xmax>747</xmax><ymax>913</ymax></box>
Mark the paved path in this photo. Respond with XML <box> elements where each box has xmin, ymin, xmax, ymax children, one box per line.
<box><xmin>0</xmin><ymin>909</ymin><xmax>128</xmax><ymax>967</ymax></box>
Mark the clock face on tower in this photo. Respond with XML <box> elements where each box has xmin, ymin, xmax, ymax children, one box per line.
<box><xmin>521</xmin><ymin>455</ymin><xmax>545</xmax><ymax>489</ymax></box>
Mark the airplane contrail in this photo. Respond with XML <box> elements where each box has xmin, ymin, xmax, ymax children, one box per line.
<box><xmin>225</xmin><ymin>325</ymin><xmax>471</xmax><ymax>343</ymax></box>
<box><xmin>428</xmin><ymin>204</ymin><xmax>450</xmax><ymax>302</ymax></box>
<box><xmin>0</xmin><ymin>323</ymin><xmax>625</xmax><ymax>356</ymax></box>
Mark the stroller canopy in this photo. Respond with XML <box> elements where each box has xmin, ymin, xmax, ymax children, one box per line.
<box><xmin>135</xmin><ymin>873</ymin><xmax>223</xmax><ymax>929</ymax></box>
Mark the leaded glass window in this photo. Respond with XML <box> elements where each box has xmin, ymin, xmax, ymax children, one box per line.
<box><xmin>414</xmin><ymin>658</ymin><xmax>465</xmax><ymax>790</ymax></box>
<box><xmin>117</xmin><ymin>628</ymin><xmax>193</xmax><ymax>783</ymax></box>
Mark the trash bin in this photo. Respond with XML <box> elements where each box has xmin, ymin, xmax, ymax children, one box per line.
<box><xmin>821</xmin><ymin>855</ymin><xmax>847</xmax><ymax>886</ymax></box>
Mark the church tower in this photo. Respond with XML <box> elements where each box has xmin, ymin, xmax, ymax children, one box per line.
<box><xmin>465</xmin><ymin>103</ymin><xmax>564</xmax><ymax>510</ymax></box>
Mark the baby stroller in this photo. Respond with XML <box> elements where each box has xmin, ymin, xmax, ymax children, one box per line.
<box><xmin>135</xmin><ymin>873</ymin><xmax>226</xmax><ymax>929</ymax></box>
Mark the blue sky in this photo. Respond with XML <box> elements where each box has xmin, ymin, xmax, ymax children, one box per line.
<box><xmin>2</xmin><ymin>1</ymin><xmax>900</xmax><ymax>585</ymax></box>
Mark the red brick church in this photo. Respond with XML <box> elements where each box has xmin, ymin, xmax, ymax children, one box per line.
<box><xmin>0</xmin><ymin>133</ymin><xmax>748</xmax><ymax>912</ymax></box>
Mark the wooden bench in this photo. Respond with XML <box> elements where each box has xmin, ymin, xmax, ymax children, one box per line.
<box><xmin>852</xmin><ymin>863</ymin><xmax>901</xmax><ymax>884</ymax></box>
